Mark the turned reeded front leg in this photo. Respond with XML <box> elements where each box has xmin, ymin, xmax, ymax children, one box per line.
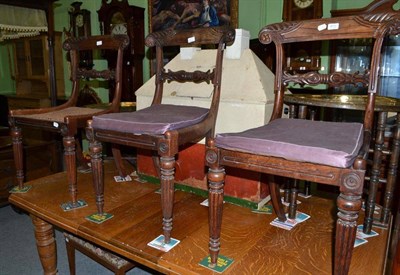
<box><xmin>11</xmin><ymin>126</ymin><xmax>24</xmax><ymax>189</ymax></box>
<box><xmin>335</xmin><ymin>172</ymin><xmax>364</xmax><ymax>275</ymax></box>
<box><xmin>89</xmin><ymin>135</ymin><xmax>104</xmax><ymax>215</ymax></box>
<box><xmin>160</xmin><ymin>156</ymin><xmax>175</xmax><ymax>244</ymax></box>
<box><xmin>207</xmin><ymin>167</ymin><xmax>225</xmax><ymax>268</ymax></box>
<box><xmin>31</xmin><ymin>215</ymin><xmax>57</xmax><ymax>275</ymax></box>
<box><xmin>63</xmin><ymin>135</ymin><xmax>78</xmax><ymax>205</ymax></box>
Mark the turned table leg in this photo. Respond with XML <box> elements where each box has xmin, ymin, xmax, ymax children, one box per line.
<box><xmin>31</xmin><ymin>215</ymin><xmax>57</xmax><ymax>275</ymax></box>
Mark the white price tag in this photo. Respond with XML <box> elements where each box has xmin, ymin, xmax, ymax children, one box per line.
<box><xmin>317</xmin><ymin>24</ymin><xmax>327</xmax><ymax>31</ymax></box>
<box><xmin>328</xmin><ymin>23</ymin><xmax>339</xmax><ymax>30</ymax></box>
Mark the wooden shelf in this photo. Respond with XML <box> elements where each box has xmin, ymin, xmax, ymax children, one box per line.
<box><xmin>5</xmin><ymin>94</ymin><xmax>51</xmax><ymax>109</ymax></box>
<box><xmin>11</xmin><ymin>33</ymin><xmax>64</xmax><ymax>101</ymax></box>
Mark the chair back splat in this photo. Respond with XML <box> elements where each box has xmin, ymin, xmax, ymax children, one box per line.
<box><xmin>9</xmin><ymin>34</ymin><xmax>129</xmax><ymax>210</ymax></box>
<box><xmin>205</xmin><ymin>12</ymin><xmax>400</xmax><ymax>274</ymax></box>
<box><xmin>86</xmin><ymin>26</ymin><xmax>235</xmax><ymax>244</ymax></box>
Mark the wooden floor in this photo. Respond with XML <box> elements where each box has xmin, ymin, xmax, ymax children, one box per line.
<box><xmin>9</xmin><ymin>160</ymin><xmax>390</xmax><ymax>275</ymax></box>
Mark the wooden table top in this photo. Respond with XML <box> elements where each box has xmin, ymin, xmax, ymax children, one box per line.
<box><xmin>9</xmin><ymin>160</ymin><xmax>390</xmax><ymax>274</ymax></box>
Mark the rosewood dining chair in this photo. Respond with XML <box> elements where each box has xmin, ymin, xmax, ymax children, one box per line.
<box><xmin>86</xmin><ymin>26</ymin><xmax>235</xmax><ymax>243</ymax></box>
<box><xmin>9</xmin><ymin>35</ymin><xmax>129</xmax><ymax>210</ymax></box>
<box><xmin>205</xmin><ymin>13</ymin><xmax>400</xmax><ymax>274</ymax></box>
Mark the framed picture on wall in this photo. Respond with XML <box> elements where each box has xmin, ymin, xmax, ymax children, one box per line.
<box><xmin>147</xmin><ymin>0</ymin><xmax>238</xmax><ymax>75</ymax></box>
<box><xmin>148</xmin><ymin>0</ymin><xmax>238</xmax><ymax>33</ymax></box>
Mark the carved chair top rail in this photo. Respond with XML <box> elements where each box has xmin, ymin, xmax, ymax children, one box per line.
<box><xmin>259</xmin><ymin>14</ymin><xmax>400</xmax><ymax>45</ymax></box>
<box><xmin>145</xmin><ymin>26</ymin><xmax>235</xmax><ymax>48</ymax></box>
<box><xmin>63</xmin><ymin>35</ymin><xmax>130</xmax><ymax>51</ymax></box>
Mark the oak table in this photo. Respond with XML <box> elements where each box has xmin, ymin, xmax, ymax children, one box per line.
<box><xmin>8</xmin><ymin>160</ymin><xmax>391</xmax><ymax>274</ymax></box>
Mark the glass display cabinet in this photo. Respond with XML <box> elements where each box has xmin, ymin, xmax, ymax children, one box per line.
<box><xmin>331</xmin><ymin>35</ymin><xmax>400</xmax><ymax>99</ymax></box>
<box><xmin>380</xmin><ymin>35</ymin><xmax>400</xmax><ymax>98</ymax></box>
<box><xmin>330</xmin><ymin>38</ymin><xmax>372</xmax><ymax>95</ymax></box>
<box><xmin>330</xmin><ymin>0</ymin><xmax>400</xmax><ymax>98</ymax></box>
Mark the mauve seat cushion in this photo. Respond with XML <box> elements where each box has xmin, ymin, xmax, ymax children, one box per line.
<box><xmin>215</xmin><ymin>118</ymin><xmax>364</xmax><ymax>168</ymax></box>
<box><xmin>92</xmin><ymin>104</ymin><xmax>209</xmax><ymax>135</ymax></box>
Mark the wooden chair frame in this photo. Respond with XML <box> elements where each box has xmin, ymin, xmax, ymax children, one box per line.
<box><xmin>9</xmin><ymin>35</ymin><xmax>129</xmax><ymax>209</ymax></box>
<box><xmin>64</xmin><ymin>232</ymin><xmax>135</xmax><ymax>275</ymax></box>
<box><xmin>206</xmin><ymin>13</ymin><xmax>400</xmax><ymax>274</ymax></box>
<box><xmin>86</xmin><ymin>27</ymin><xmax>235</xmax><ymax>243</ymax></box>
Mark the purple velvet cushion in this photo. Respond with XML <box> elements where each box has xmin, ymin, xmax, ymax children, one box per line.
<box><xmin>216</xmin><ymin>118</ymin><xmax>364</xmax><ymax>168</ymax></box>
<box><xmin>92</xmin><ymin>104</ymin><xmax>209</xmax><ymax>135</ymax></box>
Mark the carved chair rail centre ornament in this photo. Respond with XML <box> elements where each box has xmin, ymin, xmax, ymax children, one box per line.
<box><xmin>282</xmin><ymin>71</ymin><xmax>370</xmax><ymax>87</ymax></box>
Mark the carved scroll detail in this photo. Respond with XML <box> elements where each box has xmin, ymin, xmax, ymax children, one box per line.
<box><xmin>259</xmin><ymin>22</ymin><xmax>300</xmax><ymax>45</ymax></box>
<box><xmin>159</xmin><ymin>142</ymin><xmax>169</xmax><ymax>154</ymax></box>
<box><xmin>341</xmin><ymin>172</ymin><xmax>363</xmax><ymax>192</ymax></box>
<box><xmin>384</xmin><ymin>18</ymin><xmax>400</xmax><ymax>36</ymax></box>
<box><xmin>206</xmin><ymin>150</ymin><xmax>218</xmax><ymax>165</ymax></box>
<box><xmin>162</xmin><ymin>69</ymin><xmax>214</xmax><ymax>84</ymax></box>
<box><xmin>282</xmin><ymin>71</ymin><xmax>370</xmax><ymax>86</ymax></box>
<box><xmin>361</xmin><ymin>11</ymin><xmax>400</xmax><ymax>24</ymax></box>
<box><xmin>145</xmin><ymin>29</ymin><xmax>177</xmax><ymax>47</ymax></box>
<box><xmin>76</xmin><ymin>68</ymin><xmax>115</xmax><ymax>80</ymax></box>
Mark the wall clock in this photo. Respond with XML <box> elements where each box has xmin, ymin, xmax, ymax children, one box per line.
<box><xmin>283</xmin><ymin>0</ymin><xmax>322</xmax><ymax>71</ymax></box>
<box><xmin>293</xmin><ymin>0</ymin><xmax>314</xmax><ymax>9</ymax></box>
<box><xmin>68</xmin><ymin>1</ymin><xmax>92</xmax><ymax>69</ymax></box>
<box><xmin>111</xmin><ymin>23</ymin><xmax>128</xmax><ymax>35</ymax></box>
<box><xmin>68</xmin><ymin>1</ymin><xmax>91</xmax><ymax>38</ymax></box>
<box><xmin>98</xmin><ymin>0</ymin><xmax>145</xmax><ymax>103</ymax></box>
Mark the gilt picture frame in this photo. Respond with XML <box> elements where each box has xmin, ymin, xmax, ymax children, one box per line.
<box><xmin>148</xmin><ymin>0</ymin><xmax>238</xmax><ymax>33</ymax></box>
